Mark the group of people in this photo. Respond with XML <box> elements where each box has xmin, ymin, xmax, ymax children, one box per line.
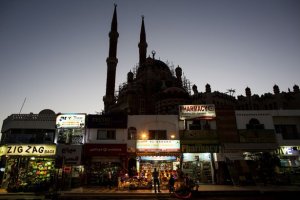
<box><xmin>152</xmin><ymin>168</ymin><xmax>195</xmax><ymax>194</ymax></box>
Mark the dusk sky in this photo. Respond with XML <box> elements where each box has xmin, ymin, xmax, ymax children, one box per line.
<box><xmin>1</xmin><ymin>0</ymin><xmax>300</xmax><ymax>125</ymax></box>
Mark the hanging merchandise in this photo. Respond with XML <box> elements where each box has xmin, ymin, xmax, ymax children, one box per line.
<box><xmin>3</xmin><ymin>157</ymin><xmax>55</xmax><ymax>192</ymax></box>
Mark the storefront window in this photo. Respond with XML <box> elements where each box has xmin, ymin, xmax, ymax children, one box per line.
<box><xmin>86</xmin><ymin>162</ymin><xmax>121</xmax><ymax>186</ymax></box>
<box><xmin>133</xmin><ymin>157</ymin><xmax>179</xmax><ymax>190</ymax></box>
<box><xmin>2</xmin><ymin>157</ymin><xmax>55</xmax><ymax>192</ymax></box>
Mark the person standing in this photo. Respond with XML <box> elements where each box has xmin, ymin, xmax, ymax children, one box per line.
<box><xmin>168</xmin><ymin>174</ymin><xmax>175</xmax><ymax>193</ymax></box>
<box><xmin>184</xmin><ymin>173</ymin><xmax>190</xmax><ymax>188</ymax></box>
<box><xmin>152</xmin><ymin>168</ymin><xmax>161</xmax><ymax>193</ymax></box>
<box><xmin>108</xmin><ymin>169</ymin><xmax>112</xmax><ymax>189</ymax></box>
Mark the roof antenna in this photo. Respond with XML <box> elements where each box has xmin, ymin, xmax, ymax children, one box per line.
<box><xmin>151</xmin><ymin>50</ymin><xmax>156</xmax><ymax>59</ymax></box>
<box><xmin>19</xmin><ymin>97</ymin><xmax>26</xmax><ymax>114</ymax></box>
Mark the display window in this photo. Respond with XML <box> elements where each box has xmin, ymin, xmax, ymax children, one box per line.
<box><xmin>1</xmin><ymin>156</ymin><xmax>55</xmax><ymax>192</ymax></box>
<box><xmin>131</xmin><ymin>158</ymin><xmax>180</xmax><ymax>190</ymax></box>
<box><xmin>182</xmin><ymin>153</ymin><xmax>213</xmax><ymax>184</ymax></box>
<box><xmin>86</xmin><ymin>161</ymin><xmax>122</xmax><ymax>186</ymax></box>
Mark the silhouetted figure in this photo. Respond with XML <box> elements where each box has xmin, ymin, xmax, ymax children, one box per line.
<box><xmin>184</xmin><ymin>173</ymin><xmax>190</xmax><ymax>187</ymax></box>
<box><xmin>168</xmin><ymin>174</ymin><xmax>175</xmax><ymax>193</ymax></box>
<box><xmin>152</xmin><ymin>168</ymin><xmax>160</xmax><ymax>193</ymax></box>
<box><xmin>108</xmin><ymin>170</ymin><xmax>113</xmax><ymax>189</ymax></box>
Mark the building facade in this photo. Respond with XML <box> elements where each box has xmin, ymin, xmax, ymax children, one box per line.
<box><xmin>0</xmin><ymin>109</ymin><xmax>57</xmax><ymax>192</ymax></box>
<box><xmin>1</xmin><ymin>4</ymin><xmax>300</xmax><ymax>192</ymax></box>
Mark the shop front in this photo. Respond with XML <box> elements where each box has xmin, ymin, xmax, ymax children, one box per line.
<box><xmin>222</xmin><ymin>143</ymin><xmax>279</xmax><ymax>185</ymax></box>
<box><xmin>1</xmin><ymin>144</ymin><xmax>56</xmax><ymax>192</ymax></box>
<box><xmin>83</xmin><ymin>143</ymin><xmax>127</xmax><ymax>186</ymax></box>
<box><xmin>182</xmin><ymin>152</ymin><xmax>214</xmax><ymax>185</ymax></box>
<box><xmin>277</xmin><ymin>146</ymin><xmax>300</xmax><ymax>185</ymax></box>
<box><xmin>180</xmin><ymin>142</ymin><xmax>219</xmax><ymax>185</ymax></box>
<box><xmin>129</xmin><ymin>140</ymin><xmax>181</xmax><ymax>190</ymax></box>
<box><xmin>214</xmin><ymin>152</ymin><xmax>249</xmax><ymax>185</ymax></box>
<box><xmin>56</xmin><ymin>144</ymin><xmax>83</xmax><ymax>189</ymax></box>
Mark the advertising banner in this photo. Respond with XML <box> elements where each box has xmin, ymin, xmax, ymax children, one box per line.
<box><xmin>0</xmin><ymin>146</ymin><xmax>6</xmax><ymax>156</ymax></box>
<box><xmin>136</xmin><ymin>140</ymin><xmax>180</xmax><ymax>152</ymax></box>
<box><xmin>179</xmin><ymin>104</ymin><xmax>216</xmax><ymax>120</ymax></box>
<box><xmin>5</xmin><ymin>144</ymin><xmax>56</xmax><ymax>156</ymax></box>
<box><xmin>84</xmin><ymin>144</ymin><xmax>127</xmax><ymax>156</ymax></box>
<box><xmin>56</xmin><ymin>113</ymin><xmax>86</xmax><ymax>128</ymax></box>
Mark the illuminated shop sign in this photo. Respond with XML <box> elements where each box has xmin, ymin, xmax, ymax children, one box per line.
<box><xmin>136</xmin><ymin>140</ymin><xmax>180</xmax><ymax>152</ymax></box>
<box><xmin>179</xmin><ymin>104</ymin><xmax>216</xmax><ymax>120</ymax></box>
<box><xmin>140</xmin><ymin>156</ymin><xmax>177</xmax><ymax>161</ymax></box>
<box><xmin>182</xmin><ymin>153</ymin><xmax>211</xmax><ymax>162</ymax></box>
<box><xmin>56</xmin><ymin>113</ymin><xmax>85</xmax><ymax>128</ymax></box>
<box><xmin>280</xmin><ymin>146</ymin><xmax>299</xmax><ymax>155</ymax></box>
<box><xmin>84</xmin><ymin>144</ymin><xmax>127</xmax><ymax>156</ymax></box>
<box><xmin>5</xmin><ymin>145</ymin><xmax>56</xmax><ymax>156</ymax></box>
<box><xmin>0</xmin><ymin>146</ymin><xmax>6</xmax><ymax>156</ymax></box>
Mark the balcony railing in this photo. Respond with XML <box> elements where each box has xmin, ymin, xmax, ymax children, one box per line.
<box><xmin>179</xmin><ymin>130</ymin><xmax>218</xmax><ymax>140</ymax></box>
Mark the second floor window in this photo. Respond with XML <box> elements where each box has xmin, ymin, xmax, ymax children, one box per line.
<box><xmin>275</xmin><ymin>124</ymin><xmax>299</xmax><ymax>139</ymax></box>
<box><xmin>97</xmin><ymin>130</ymin><xmax>116</xmax><ymax>140</ymax></box>
<box><xmin>128</xmin><ymin>127</ymin><xmax>137</xmax><ymax>140</ymax></box>
<box><xmin>148</xmin><ymin>130</ymin><xmax>167</xmax><ymax>140</ymax></box>
<box><xmin>246</xmin><ymin>118</ymin><xmax>265</xmax><ymax>130</ymax></box>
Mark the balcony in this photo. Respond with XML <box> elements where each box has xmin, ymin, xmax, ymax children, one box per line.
<box><xmin>179</xmin><ymin>130</ymin><xmax>219</xmax><ymax>144</ymax></box>
<box><xmin>238</xmin><ymin>129</ymin><xmax>277</xmax><ymax>143</ymax></box>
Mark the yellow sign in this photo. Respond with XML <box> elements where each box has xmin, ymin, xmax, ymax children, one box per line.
<box><xmin>0</xmin><ymin>146</ymin><xmax>6</xmax><ymax>156</ymax></box>
<box><xmin>5</xmin><ymin>145</ymin><xmax>56</xmax><ymax>156</ymax></box>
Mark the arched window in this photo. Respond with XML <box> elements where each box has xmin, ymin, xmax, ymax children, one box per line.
<box><xmin>246</xmin><ymin>118</ymin><xmax>264</xmax><ymax>129</ymax></box>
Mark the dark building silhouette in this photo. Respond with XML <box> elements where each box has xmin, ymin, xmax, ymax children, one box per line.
<box><xmin>103</xmin><ymin>5</ymin><xmax>300</xmax><ymax>115</ymax></box>
<box><xmin>1</xmin><ymin>4</ymin><xmax>300</xmax><ymax>190</ymax></box>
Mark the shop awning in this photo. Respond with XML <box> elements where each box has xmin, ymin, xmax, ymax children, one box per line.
<box><xmin>181</xmin><ymin>140</ymin><xmax>219</xmax><ymax>145</ymax></box>
<box><xmin>223</xmin><ymin>143</ymin><xmax>279</xmax><ymax>152</ymax></box>
<box><xmin>136</xmin><ymin>152</ymin><xmax>181</xmax><ymax>157</ymax></box>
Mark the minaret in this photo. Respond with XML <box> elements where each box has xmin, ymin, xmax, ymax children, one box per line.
<box><xmin>103</xmin><ymin>4</ymin><xmax>119</xmax><ymax>112</ymax></box>
<box><xmin>138</xmin><ymin>16</ymin><xmax>148</xmax><ymax>66</ymax></box>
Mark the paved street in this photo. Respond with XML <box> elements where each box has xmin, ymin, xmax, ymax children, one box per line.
<box><xmin>1</xmin><ymin>184</ymin><xmax>300</xmax><ymax>200</ymax></box>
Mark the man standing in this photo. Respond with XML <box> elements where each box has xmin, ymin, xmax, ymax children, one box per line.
<box><xmin>108</xmin><ymin>169</ymin><xmax>112</xmax><ymax>189</ymax></box>
<box><xmin>168</xmin><ymin>174</ymin><xmax>175</xmax><ymax>193</ymax></box>
<box><xmin>152</xmin><ymin>168</ymin><xmax>161</xmax><ymax>193</ymax></box>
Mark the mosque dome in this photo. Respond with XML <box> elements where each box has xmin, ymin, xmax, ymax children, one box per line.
<box><xmin>136</xmin><ymin>57</ymin><xmax>172</xmax><ymax>81</ymax></box>
<box><xmin>39</xmin><ymin>109</ymin><xmax>55</xmax><ymax>115</ymax></box>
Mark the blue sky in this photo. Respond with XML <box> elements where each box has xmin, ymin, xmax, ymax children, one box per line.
<box><xmin>1</xmin><ymin>0</ymin><xmax>300</xmax><ymax>125</ymax></box>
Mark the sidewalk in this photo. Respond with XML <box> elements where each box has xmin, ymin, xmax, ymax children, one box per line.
<box><xmin>59</xmin><ymin>184</ymin><xmax>300</xmax><ymax>195</ymax></box>
<box><xmin>1</xmin><ymin>184</ymin><xmax>300</xmax><ymax>199</ymax></box>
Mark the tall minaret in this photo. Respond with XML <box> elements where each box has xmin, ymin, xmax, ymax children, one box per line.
<box><xmin>138</xmin><ymin>16</ymin><xmax>148</xmax><ymax>66</ymax></box>
<box><xmin>104</xmin><ymin>4</ymin><xmax>119</xmax><ymax>112</ymax></box>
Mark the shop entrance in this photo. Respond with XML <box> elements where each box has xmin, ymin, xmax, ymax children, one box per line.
<box><xmin>182</xmin><ymin>153</ymin><xmax>213</xmax><ymax>184</ymax></box>
<box><xmin>128</xmin><ymin>158</ymin><xmax>137</xmax><ymax>177</ymax></box>
<box><xmin>138</xmin><ymin>156</ymin><xmax>180</xmax><ymax>190</ymax></box>
<box><xmin>86</xmin><ymin>161</ymin><xmax>122</xmax><ymax>186</ymax></box>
